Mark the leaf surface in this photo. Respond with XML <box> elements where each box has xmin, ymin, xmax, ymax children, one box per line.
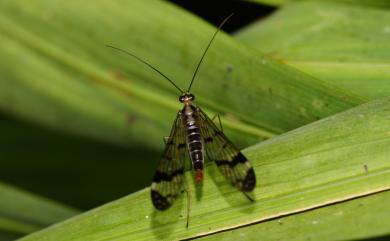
<box><xmin>236</xmin><ymin>1</ymin><xmax>390</xmax><ymax>99</ymax></box>
<box><xmin>17</xmin><ymin>97</ymin><xmax>390</xmax><ymax>241</ymax></box>
<box><xmin>0</xmin><ymin>0</ymin><xmax>362</xmax><ymax>150</ymax></box>
<box><xmin>0</xmin><ymin>183</ymin><xmax>78</xmax><ymax>241</ymax></box>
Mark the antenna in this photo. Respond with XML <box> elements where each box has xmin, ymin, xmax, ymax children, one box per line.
<box><xmin>106</xmin><ymin>45</ymin><xmax>185</xmax><ymax>93</ymax></box>
<box><xmin>187</xmin><ymin>13</ymin><xmax>234</xmax><ymax>92</ymax></box>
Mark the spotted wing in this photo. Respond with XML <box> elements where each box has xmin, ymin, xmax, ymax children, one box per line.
<box><xmin>198</xmin><ymin>108</ymin><xmax>256</xmax><ymax>192</ymax></box>
<box><xmin>151</xmin><ymin>112</ymin><xmax>187</xmax><ymax>210</ymax></box>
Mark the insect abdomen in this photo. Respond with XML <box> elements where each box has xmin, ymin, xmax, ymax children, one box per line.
<box><xmin>183</xmin><ymin>106</ymin><xmax>204</xmax><ymax>181</ymax></box>
<box><xmin>187</xmin><ymin>125</ymin><xmax>203</xmax><ymax>165</ymax></box>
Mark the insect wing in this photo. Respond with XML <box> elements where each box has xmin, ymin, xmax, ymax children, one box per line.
<box><xmin>151</xmin><ymin>113</ymin><xmax>187</xmax><ymax>210</ymax></box>
<box><xmin>198</xmin><ymin>108</ymin><xmax>256</xmax><ymax>192</ymax></box>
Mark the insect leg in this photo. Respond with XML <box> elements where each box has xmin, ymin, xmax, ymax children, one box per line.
<box><xmin>243</xmin><ymin>191</ymin><xmax>255</xmax><ymax>202</ymax></box>
<box><xmin>210</xmin><ymin>114</ymin><xmax>223</xmax><ymax>132</ymax></box>
<box><xmin>186</xmin><ymin>185</ymin><xmax>191</xmax><ymax>229</ymax></box>
<box><xmin>181</xmin><ymin>175</ymin><xmax>191</xmax><ymax>229</ymax></box>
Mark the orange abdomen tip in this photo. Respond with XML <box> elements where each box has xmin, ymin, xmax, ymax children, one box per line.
<box><xmin>195</xmin><ymin>169</ymin><xmax>203</xmax><ymax>182</ymax></box>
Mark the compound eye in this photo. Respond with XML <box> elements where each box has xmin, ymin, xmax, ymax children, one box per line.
<box><xmin>189</xmin><ymin>94</ymin><xmax>195</xmax><ymax>101</ymax></box>
<box><xmin>179</xmin><ymin>95</ymin><xmax>185</xmax><ymax>102</ymax></box>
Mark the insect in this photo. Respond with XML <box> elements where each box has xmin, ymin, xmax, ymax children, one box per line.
<box><xmin>107</xmin><ymin>14</ymin><xmax>256</xmax><ymax>211</ymax></box>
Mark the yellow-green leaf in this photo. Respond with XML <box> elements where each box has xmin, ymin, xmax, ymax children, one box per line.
<box><xmin>198</xmin><ymin>190</ymin><xmax>390</xmax><ymax>241</ymax></box>
<box><xmin>236</xmin><ymin>1</ymin><xmax>390</xmax><ymax>99</ymax></box>
<box><xmin>0</xmin><ymin>0</ymin><xmax>362</xmax><ymax>150</ymax></box>
<box><xmin>17</xmin><ymin>96</ymin><xmax>390</xmax><ymax>241</ymax></box>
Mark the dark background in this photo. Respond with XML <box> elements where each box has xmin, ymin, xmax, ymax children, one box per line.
<box><xmin>0</xmin><ymin>1</ymin><xmax>274</xmax><ymax>210</ymax></box>
<box><xmin>169</xmin><ymin>0</ymin><xmax>275</xmax><ymax>32</ymax></box>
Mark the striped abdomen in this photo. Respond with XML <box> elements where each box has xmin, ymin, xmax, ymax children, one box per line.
<box><xmin>183</xmin><ymin>105</ymin><xmax>204</xmax><ymax>182</ymax></box>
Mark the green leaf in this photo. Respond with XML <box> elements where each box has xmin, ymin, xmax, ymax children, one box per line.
<box><xmin>0</xmin><ymin>115</ymin><xmax>158</xmax><ymax>208</ymax></box>
<box><xmin>0</xmin><ymin>0</ymin><xmax>362</xmax><ymax>150</ymax></box>
<box><xmin>236</xmin><ymin>1</ymin><xmax>390</xmax><ymax>99</ymax></box>
<box><xmin>0</xmin><ymin>182</ymin><xmax>79</xmax><ymax>241</ymax></box>
<box><xmin>198</xmin><ymin>190</ymin><xmax>390</xmax><ymax>241</ymax></box>
<box><xmin>17</xmin><ymin>96</ymin><xmax>390</xmax><ymax>240</ymax></box>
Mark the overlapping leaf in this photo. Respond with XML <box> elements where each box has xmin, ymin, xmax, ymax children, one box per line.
<box><xmin>0</xmin><ymin>1</ymin><xmax>388</xmax><ymax>240</ymax></box>
<box><xmin>199</xmin><ymin>190</ymin><xmax>390</xmax><ymax>241</ymax></box>
<box><xmin>17</xmin><ymin>97</ymin><xmax>390</xmax><ymax>241</ymax></box>
<box><xmin>0</xmin><ymin>0</ymin><xmax>362</xmax><ymax>150</ymax></box>
<box><xmin>0</xmin><ymin>183</ymin><xmax>78</xmax><ymax>241</ymax></box>
<box><xmin>236</xmin><ymin>1</ymin><xmax>390</xmax><ymax>99</ymax></box>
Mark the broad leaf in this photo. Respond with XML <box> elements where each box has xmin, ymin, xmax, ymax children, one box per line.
<box><xmin>17</xmin><ymin>96</ymin><xmax>390</xmax><ymax>240</ymax></box>
<box><xmin>0</xmin><ymin>0</ymin><xmax>361</xmax><ymax>150</ymax></box>
<box><xmin>0</xmin><ymin>183</ymin><xmax>78</xmax><ymax>241</ymax></box>
<box><xmin>198</xmin><ymin>190</ymin><xmax>390</xmax><ymax>241</ymax></box>
<box><xmin>236</xmin><ymin>1</ymin><xmax>390</xmax><ymax>99</ymax></box>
